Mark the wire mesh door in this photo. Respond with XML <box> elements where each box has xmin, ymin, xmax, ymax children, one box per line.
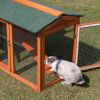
<box><xmin>76</xmin><ymin>23</ymin><xmax>100</xmax><ymax>67</ymax></box>
<box><xmin>0</xmin><ymin>22</ymin><xmax>8</xmax><ymax>66</ymax></box>
<box><xmin>13</xmin><ymin>26</ymin><xmax>38</xmax><ymax>84</ymax></box>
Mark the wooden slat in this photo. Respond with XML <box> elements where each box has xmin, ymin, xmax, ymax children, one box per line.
<box><xmin>22</xmin><ymin>42</ymin><xmax>34</xmax><ymax>51</ymax></box>
<box><xmin>45</xmin><ymin>25</ymin><xmax>66</xmax><ymax>36</ymax></box>
<box><xmin>14</xmin><ymin>0</ymin><xmax>64</xmax><ymax>16</ymax></box>
<box><xmin>45</xmin><ymin>20</ymin><xmax>79</xmax><ymax>36</ymax></box>
<box><xmin>63</xmin><ymin>16</ymin><xmax>79</xmax><ymax>21</ymax></box>
<box><xmin>0</xmin><ymin>19</ymin><xmax>6</xmax><ymax>24</ymax></box>
<box><xmin>45</xmin><ymin>78</ymin><xmax>62</xmax><ymax>89</ymax></box>
<box><xmin>81</xmin><ymin>63</ymin><xmax>100</xmax><ymax>71</ymax></box>
<box><xmin>79</xmin><ymin>22</ymin><xmax>100</xmax><ymax>27</ymax></box>
<box><xmin>0</xmin><ymin>62</ymin><xmax>9</xmax><ymax>71</ymax></box>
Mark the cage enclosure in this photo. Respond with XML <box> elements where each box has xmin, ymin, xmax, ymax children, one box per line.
<box><xmin>0</xmin><ymin>18</ymin><xmax>80</xmax><ymax>92</ymax></box>
<box><xmin>0</xmin><ymin>0</ymin><xmax>81</xmax><ymax>92</ymax></box>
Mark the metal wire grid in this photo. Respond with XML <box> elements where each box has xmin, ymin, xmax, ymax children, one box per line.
<box><xmin>0</xmin><ymin>22</ymin><xmax>8</xmax><ymax>65</ymax></box>
<box><xmin>45</xmin><ymin>29</ymin><xmax>74</xmax><ymax>61</ymax></box>
<box><xmin>45</xmin><ymin>28</ymin><xmax>74</xmax><ymax>83</ymax></box>
<box><xmin>77</xmin><ymin>26</ymin><xmax>100</xmax><ymax>66</ymax></box>
<box><xmin>13</xmin><ymin>26</ymin><xmax>37</xmax><ymax>84</ymax></box>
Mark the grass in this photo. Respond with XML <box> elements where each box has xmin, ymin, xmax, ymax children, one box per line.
<box><xmin>0</xmin><ymin>0</ymin><xmax>100</xmax><ymax>100</ymax></box>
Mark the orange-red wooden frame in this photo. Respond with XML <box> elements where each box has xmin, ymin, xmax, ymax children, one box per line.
<box><xmin>0</xmin><ymin>20</ymin><xmax>38</xmax><ymax>91</ymax></box>
<box><xmin>0</xmin><ymin>17</ymin><xmax>80</xmax><ymax>92</ymax></box>
<box><xmin>74</xmin><ymin>22</ymin><xmax>100</xmax><ymax>71</ymax></box>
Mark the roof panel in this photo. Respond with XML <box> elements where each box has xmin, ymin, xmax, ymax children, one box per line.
<box><xmin>0</xmin><ymin>0</ymin><xmax>81</xmax><ymax>34</ymax></box>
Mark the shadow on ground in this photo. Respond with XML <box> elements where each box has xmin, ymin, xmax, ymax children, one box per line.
<box><xmin>77</xmin><ymin>74</ymin><xmax>90</xmax><ymax>87</ymax></box>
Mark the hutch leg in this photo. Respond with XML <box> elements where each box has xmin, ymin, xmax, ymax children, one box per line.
<box><xmin>37</xmin><ymin>33</ymin><xmax>45</xmax><ymax>92</ymax></box>
<box><xmin>72</xmin><ymin>18</ymin><xmax>80</xmax><ymax>64</ymax></box>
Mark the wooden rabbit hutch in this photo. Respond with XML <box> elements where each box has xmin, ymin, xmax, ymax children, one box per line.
<box><xmin>0</xmin><ymin>0</ymin><xmax>81</xmax><ymax>92</ymax></box>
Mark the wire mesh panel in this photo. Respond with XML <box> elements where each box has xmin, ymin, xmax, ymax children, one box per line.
<box><xmin>77</xmin><ymin>24</ymin><xmax>100</xmax><ymax>67</ymax></box>
<box><xmin>45</xmin><ymin>28</ymin><xmax>74</xmax><ymax>83</ymax></box>
<box><xmin>46</xmin><ymin>29</ymin><xmax>74</xmax><ymax>61</ymax></box>
<box><xmin>0</xmin><ymin>22</ymin><xmax>8</xmax><ymax>65</ymax></box>
<box><xmin>13</xmin><ymin>26</ymin><xmax>37</xmax><ymax>84</ymax></box>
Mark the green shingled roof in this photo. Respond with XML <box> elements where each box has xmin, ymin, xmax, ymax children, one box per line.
<box><xmin>0</xmin><ymin>0</ymin><xmax>81</xmax><ymax>34</ymax></box>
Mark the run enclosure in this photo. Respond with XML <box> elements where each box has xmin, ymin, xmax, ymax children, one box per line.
<box><xmin>0</xmin><ymin>0</ymin><xmax>100</xmax><ymax>92</ymax></box>
<box><xmin>1</xmin><ymin>20</ymin><xmax>100</xmax><ymax>92</ymax></box>
<box><xmin>0</xmin><ymin>18</ymin><xmax>80</xmax><ymax>92</ymax></box>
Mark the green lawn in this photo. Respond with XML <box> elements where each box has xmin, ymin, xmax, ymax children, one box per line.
<box><xmin>0</xmin><ymin>0</ymin><xmax>100</xmax><ymax>100</ymax></box>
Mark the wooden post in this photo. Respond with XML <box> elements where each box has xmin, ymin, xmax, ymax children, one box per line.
<box><xmin>9</xmin><ymin>24</ymin><xmax>15</xmax><ymax>73</ymax></box>
<box><xmin>37</xmin><ymin>32</ymin><xmax>45</xmax><ymax>92</ymax></box>
<box><xmin>72</xmin><ymin>18</ymin><xmax>80</xmax><ymax>64</ymax></box>
<box><xmin>6</xmin><ymin>23</ymin><xmax>15</xmax><ymax>73</ymax></box>
<box><xmin>6</xmin><ymin>23</ymin><xmax>11</xmax><ymax>71</ymax></box>
<box><xmin>72</xmin><ymin>25</ymin><xmax>78</xmax><ymax>63</ymax></box>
